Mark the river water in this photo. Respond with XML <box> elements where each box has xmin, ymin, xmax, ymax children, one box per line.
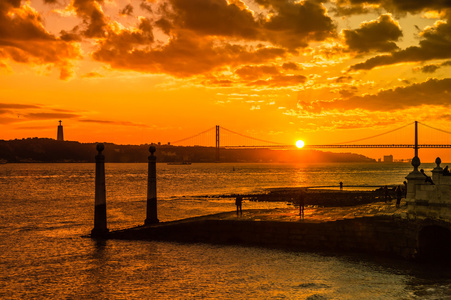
<box><xmin>1</xmin><ymin>162</ymin><xmax>451</xmax><ymax>299</ymax></box>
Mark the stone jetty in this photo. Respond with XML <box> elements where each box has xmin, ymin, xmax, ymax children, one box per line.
<box><xmin>90</xmin><ymin>144</ymin><xmax>451</xmax><ymax>262</ymax></box>
<box><xmin>104</xmin><ymin>202</ymin><xmax>429</xmax><ymax>260</ymax></box>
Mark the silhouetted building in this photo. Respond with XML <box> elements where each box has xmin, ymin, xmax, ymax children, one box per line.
<box><xmin>57</xmin><ymin>120</ymin><xmax>64</xmax><ymax>141</ymax></box>
<box><xmin>383</xmin><ymin>155</ymin><xmax>393</xmax><ymax>163</ymax></box>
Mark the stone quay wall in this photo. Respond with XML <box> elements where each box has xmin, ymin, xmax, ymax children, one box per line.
<box><xmin>109</xmin><ymin>216</ymin><xmax>420</xmax><ymax>260</ymax></box>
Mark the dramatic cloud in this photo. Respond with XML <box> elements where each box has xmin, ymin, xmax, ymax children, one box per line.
<box><xmin>85</xmin><ymin>0</ymin><xmax>337</xmax><ymax>78</ymax></box>
<box><xmin>165</xmin><ymin>0</ymin><xmax>260</xmax><ymax>39</ymax></box>
<box><xmin>92</xmin><ymin>25</ymin><xmax>288</xmax><ymax>77</ymax></box>
<box><xmin>299</xmin><ymin>78</ymin><xmax>451</xmax><ymax>112</ymax></box>
<box><xmin>333</xmin><ymin>0</ymin><xmax>451</xmax><ymax>16</ymax></box>
<box><xmin>350</xmin><ymin>18</ymin><xmax>451</xmax><ymax>70</ymax></box>
<box><xmin>256</xmin><ymin>0</ymin><xmax>336</xmax><ymax>49</ymax></box>
<box><xmin>415</xmin><ymin>60</ymin><xmax>451</xmax><ymax>73</ymax></box>
<box><xmin>343</xmin><ymin>14</ymin><xmax>402</xmax><ymax>53</ymax></box>
<box><xmin>282</xmin><ymin>62</ymin><xmax>300</xmax><ymax>71</ymax></box>
<box><xmin>0</xmin><ymin>1</ymin><xmax>80</xmax><ymax>79</ymax></box>
<box><xmin>69</xmin><ymin>0</ymin><xmax>110</xmax><ymax>38</ymax></box>
<box><xmin>418</xmin><ymin>64</ymin><xmax>440</xmax><ymax>73</ymax></box>
<box><xmin>120</xmin><ymin>4</ymin><xmax>134</xmax><ymax>16</ymax></box>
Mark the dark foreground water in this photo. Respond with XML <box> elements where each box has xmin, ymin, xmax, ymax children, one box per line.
<box><xmin>1</xmin><ymin>163</ymin><xmax>451</xmax><ymax>299</ymax></box>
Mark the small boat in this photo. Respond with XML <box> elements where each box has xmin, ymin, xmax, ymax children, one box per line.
<box><xmin>0</xmin><ymin>159</ymin><xmax>7</xmax><ymax>164</ymax></box>
<box><xmin>167</xmin><ymin>162</ymin><xmax>192</xmax><ymax>165</ymax></box>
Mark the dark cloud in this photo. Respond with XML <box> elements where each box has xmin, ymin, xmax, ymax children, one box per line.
<box><xmin>155</xmin><ymin>0</ymin><xmax>335</xmax><ymax>50</ymax></box>
<box><xmin>419</xmin><ymin>64</ymin><xmax>440</xmax><ymax>73</ymax></box>
<box><xmin>25</xmin><ymin>113</ymin><xmax>80</xmax><ymax>120</ymax></box>
<box><xmin>0</xmin><ymin>102</ymin><xmax>83</xmax><ymax>124</ymax></box>
<box><xmin>415</xmin><ymin>60</ymin><xmax>451</xmax><ymax>73</ymax></box>
<box><xmin>235</xmin><ymin>65</ymin><xmax>280</xmax><ymax>80</ymax></box>
<box><xmin>256</xmin><ymin>0</ymin><xmax>336</xmax><ymax>49</ymax></box>
<box><xmin>71</xmin><ymin>0</ymin><xmax>109</xmax><ymax>38</ymax></box>
<box><xmin>79</xmin><ymin>119</ymin><xmax>149</xmax><ymax>127</ymax></box>
<box><xmin>248</xmin><ymin>75</ymin><xmax>307</xmax><ymax>87</ymax></box>
<box><xmin>60</xmin><ymin>26</ymin><xmax>82</xmax><ymax>42</ymax></box>
<box><xmin>338</xmin><ymin>87</ymin><xmax>358</xmax><ymax>98</ymax></box>
<box><xmin>300</xmin><ymin>78</ymin><xmax>451</xmax><ymax>112</ymax></box>
<box><xmin>120</xmin><ymin>4</ymin><xmax>134</xmax><ymax>16</ymax></box>
<box><xmin>343</xmin><ymin>14</ymin><xmax>402</xmax><ymax>53</ymax></box>
<box><xmin>140</xmin><ymin>0</ymin><xmax>154</xmax><ymax>13</ymax></box>
<box><xmin>334</xmin><ymin>75</ymin><xmax>353</xmax><ymax>82</ymax></box>
<box><xmin>0</xmin><ymin>0</ymin><xmax>80</xmax><ymax>79</ymax></box>
<box><xmin>333</xmin><ymin>0</ymin><xmax>451</xmax><ymax>16</ymax></box>
<box><xmin>92</xmin><ymin>27</ymin><xmax>287</xmax><ymax>77</ymax></box>
<box><xmin>0</xmin><ymin>103</ymin><xmax>41</xmax><ymax>109</ymax></box>
<box><xmin>167</xmin><ymin>0</ymin><xmax>260</xmax><ymax>39</ymax></box>
<box><xmin>282</xmin><ymin>62</ymin><xmax>299</xmax><ymax>70</ymax></box>
<box><xmin>350</xmin><ymin>18</ymin><xmax>451</xmax><ymax>70</ymax></box>
<box><xmin>3</xmin><ymin>0</ymin><xmax>21</xmax><ymax>8</ymax></box>
<box><xmin>233</xmin><ymin>63</ymin><xmax>306</xmax><ymax>86</ymax></box>
<box><xmin>381</xmin><ymin>0</ymin><xmax>451</xmax><ymax>14</ymax></box>
<box><xmin>155</xmin><ymin>18</ymin><xmax>172</xmax><ymax>35</ymax></box>
<box><xmin>45</xmin><ymin>0</ymin><xmax>337</xmax><ymax>78</ymax></box>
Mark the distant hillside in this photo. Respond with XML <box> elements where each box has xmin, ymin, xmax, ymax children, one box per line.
<box><xmin>0</xmin><ymin>138</ymin><xmax>376</xmax><ymax>163</ymax></box>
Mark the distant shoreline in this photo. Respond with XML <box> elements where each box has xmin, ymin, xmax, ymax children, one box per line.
<box><xmin>0</xmin><ymin>138</ymin><xmax>377</xmax><ymax>164</ymax></box>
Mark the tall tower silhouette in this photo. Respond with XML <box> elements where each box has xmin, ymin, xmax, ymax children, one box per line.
<box><xmin>57</xmin><ymin>120</ymin><xmax>64</xmax><ymax>141</ymax></box>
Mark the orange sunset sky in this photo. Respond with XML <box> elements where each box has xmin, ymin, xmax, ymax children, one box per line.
<box><xmin>2</xmin><ymin>0</ymin><xmax>451</xmax><ymax>161</ymax></box>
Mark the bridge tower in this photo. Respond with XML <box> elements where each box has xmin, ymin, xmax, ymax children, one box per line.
<box><xmin>215</xmin><ymin>125</ymin><xmax>220</xmax><ymax>162</ymax></box>
<box><xmin>57</xmin><ymin>120</ymin><xmax>64</xmax><ymax>141</ymax></box>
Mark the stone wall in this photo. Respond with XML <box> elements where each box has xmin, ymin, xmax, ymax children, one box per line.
<box><xmin>406</xmin><ymin>158</ymin><xmax>451</xmax><ymax>221</ymax></box>
<box><xmin>109</xmin><ymin>216</ymin><xmax>420</xmax><ymax>260</ymax></box>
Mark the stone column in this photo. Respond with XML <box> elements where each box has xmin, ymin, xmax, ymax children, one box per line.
<box><xmin>405</xmin><ymin>155</ymin><xmax>426</xmax><ymax>215</ymax></box>
<box><xmin>92</xmin><ymin>143</ymin><xmax>109</xmax><ymax>236</ymax></box>
<box><xmin>432</xmin><ymin>157</ymin><xmax>444</xmax><ymax>185</ymax></box>
<box><xmin>145</xmin><ymin>146</ymin><xmax>159</xmax><ymax>224</ymax></box>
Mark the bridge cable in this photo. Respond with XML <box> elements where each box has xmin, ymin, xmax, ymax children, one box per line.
<box><xmin>334</xmin><ymin>122</ymin><xmax>415</xmax><ymax>144</ymax></box>
<box><xmin>418</xmin><ymin>122</ymin><xmax>451</xmax><ymax>135</ymax></box>
<box><xmin>220</xmin><ymin>126</ymin><xmax>284</xmax><ymax>145</ymax></box>
<box><xmin>170</xmin><ymin>126</ymin><xmax>216</xmax><ymax>144</ymax></box>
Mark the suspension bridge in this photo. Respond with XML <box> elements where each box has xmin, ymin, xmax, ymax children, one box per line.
<box><xmin>170</xmin><ymin>122</ymin><xmax>451</xmax><ymax>161</ymax></box>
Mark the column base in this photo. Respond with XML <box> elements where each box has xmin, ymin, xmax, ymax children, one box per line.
<box><xmin>144</xmin><ymin>218</ymin><xmax>159</xmax><ymax>225</ymax></box>
<box><xmin>91</xmin><ymin>227</ymin><xmax>109</xmax><ymax>237</ymax></box>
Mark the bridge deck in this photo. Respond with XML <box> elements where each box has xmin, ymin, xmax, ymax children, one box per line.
<box><xmin>224</xmin><ymin>144</ymin><xmax>451</xmax><ymax>149</ymax></box>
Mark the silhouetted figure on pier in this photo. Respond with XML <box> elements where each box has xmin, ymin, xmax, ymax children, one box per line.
<box><xmin>420</xmin><ymin>169</ymin><xmax>434</xmax><ymax>185</ymax></box>
<box><xmin>339</xmin><ymin>181</ymin><xmax>343</xmax><ymax>190</ymax></box>
<box><xmin>235</xmin><ymin>195</ymin><xmax>243</xmax><ymax>215</ymax></box>
<box><xmin>298</xmin><ymin>192</ymin><xmax>305</xmax><ymax>219</ymax></box>
<box><xmin>403</xmin><ymin>181</ymin><xmax>407</xmax><ymax>198</ymax></box>
<box><xmin>444</xmin><ymin>166</ymin><xmax>450</xmax><ymax>176</ymax></box>
<box><xmin>395</xmin><ymin>185</ymin><xmax>403</xmax><ymax>208</ymax></box>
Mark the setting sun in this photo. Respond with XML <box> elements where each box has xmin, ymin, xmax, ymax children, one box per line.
<box><xmin>296</xmin><ymin>140</ymin><xmax>305</xmax><ymax>148</ymax></box>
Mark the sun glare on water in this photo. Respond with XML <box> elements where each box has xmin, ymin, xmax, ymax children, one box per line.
<box><xmin>296</xmin><ymin>140</ymin><xmax>305</xmax><ymax>148</ymax></box>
